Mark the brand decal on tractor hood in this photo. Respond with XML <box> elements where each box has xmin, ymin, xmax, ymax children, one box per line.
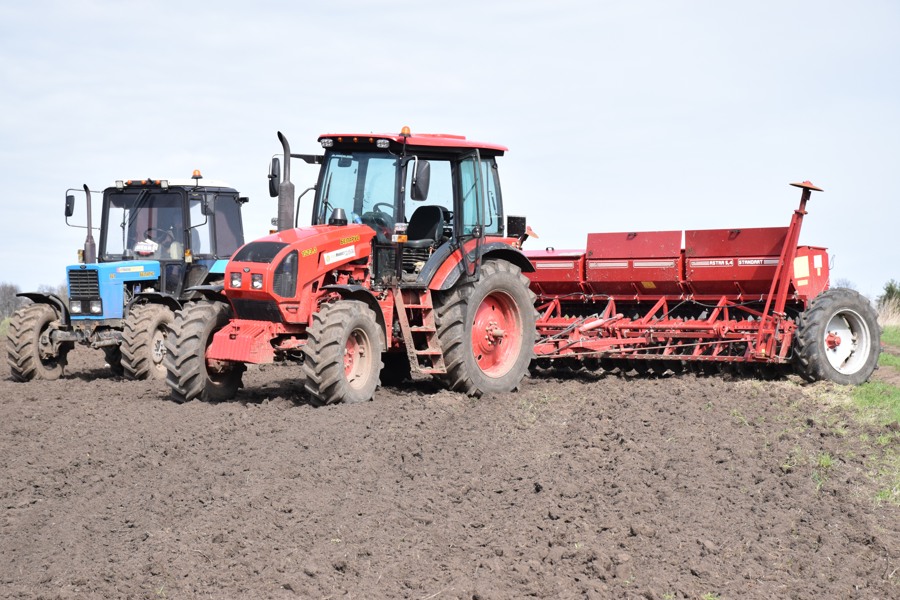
<box><xmin>323</xmin><ymin>245</ymin><xmax>356</xmax><ymax>265</ymax></box>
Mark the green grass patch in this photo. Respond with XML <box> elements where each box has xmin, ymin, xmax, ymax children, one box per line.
<box><xmin>880</xmin><ymin>352</ymin><xmax>900</xmax><ymax>370</ymax></box>
<box><xmin>852</xmin><ymin>382</ymin><xmax>900</xmax><ymax>425</ymax></box>
<box><xmin>883</xmin><ymin>325</ymin><xmax>900</xmax><ymax>348</ymax></box>
<box><xmin>851</xmin><ymin>381</ymin><xmax>900</xmax><ymax>506</ymax></box>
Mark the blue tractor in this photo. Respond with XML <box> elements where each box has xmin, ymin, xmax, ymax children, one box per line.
<box><xmin>6</xmin><ymin>172</ymin><xmax>248</xmax><ymax>381</ymax></box>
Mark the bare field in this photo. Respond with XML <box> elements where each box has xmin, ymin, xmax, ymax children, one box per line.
<box><xmin>1</xmin><ymin>348</ymin><xmax>898</xmax><ymax>599</ymax></box>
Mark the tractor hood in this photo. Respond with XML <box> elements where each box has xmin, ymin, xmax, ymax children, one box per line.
<box><xmin>223</xmin><ymin>224</ymin><xmax>376</xmax><ymax>323</ymax></box>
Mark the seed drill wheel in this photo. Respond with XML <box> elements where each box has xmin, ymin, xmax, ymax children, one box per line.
<box><xmin>303</xmin><ymin>300</ymin><xmax>384</xmax><ymax>406</ymax></box>
<box><xmin>164</xmin><ymin>301</ymin><xmax>245</xmax><ymax>402</ymax></box>
<box><xmin>121</xmin><ymin>303</ymin><xmax>174</xmax><ymax>380</ymax></box>
<box><xmin>435</xmin><ymin>260</ymin><xmax>536</xmax><ymax>396</ymax></box>
<box><xmin>793</xmin><ymin>288</ymin><xmax>881</xmax><ymax>385</ymax></box>
<box><xmin>6</xmin><ymin>303</ymin><xmax>70</xmax><ymax>381</ymax></box>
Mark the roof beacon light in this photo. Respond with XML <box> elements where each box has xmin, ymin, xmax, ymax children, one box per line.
<box><xmin>192</xmin><ymin>169</ymin><xmax>202</xmax><ymax>180</ymax></box>
<box><xmin>400</xmin><ymin>126</ymin><xmax>411</xmax><ymax>137</ymax></box>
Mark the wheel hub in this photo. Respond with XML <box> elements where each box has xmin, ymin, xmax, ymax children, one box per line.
<box><xmin>344</xmin><ymin>329</ymin><xmax>371</xmax><ymax>390</ymax></box>
<box><xmin>472</xmin><ymin>291</ymin><xmax>522</xmax><ymax>377</ymax></box>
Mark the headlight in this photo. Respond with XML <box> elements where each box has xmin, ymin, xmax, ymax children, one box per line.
<box><xmin>251</xmin><ymin>274</ymin><xmax>263</xmax><ymax>290</ymax></box>
<box><xmin>89</xmin><ymin>300</ymin><xmax>102</xmax><ymax>314</ymax></box>
<box><xmin>230</xmin><ymin>272</ymin><xmax>243</xmax><ymax>288</ymax></box>
<box><xmin>70</xmin><ymin>300</ymin><xmax>82</xmax><ymax>314</ymax></box>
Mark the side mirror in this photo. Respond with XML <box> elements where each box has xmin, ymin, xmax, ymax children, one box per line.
<box><xmin>65</xmin><ymin>194</ymin><xmax>75</xmax><ymax>218</ymax></box>
<box><xmin>411</xmin><ymin>159</ymin><xmax>431</xmax><ymax>201</ymax></box>
<box><xmin>201</xmin><ymin>196</ymin><xmax>213</xmax><ymax>216</ymax></box>
<box><xmin>268</xmin><ymin>157</ymin><xmax>281</xmax><ymax>198</ymax></box>
<box><xmin>507</xmin><ymin>215</ymin><xmax>526</xmax><ymax>238</ymax></box>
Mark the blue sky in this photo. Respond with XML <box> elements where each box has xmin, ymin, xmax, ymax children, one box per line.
<box><xmin>1</xmin><ymin>0</ymin><xmax>898</xmax><ymax>299</ymax></box>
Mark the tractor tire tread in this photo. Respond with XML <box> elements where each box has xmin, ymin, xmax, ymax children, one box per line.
<box><xmin>163</xmin><ymin>301</ymin><xmax>244</xmax><ymax>403</ymax></box>
<box><xmin>6</xmin><ymin>303</ymin><xmax>67</xmax><ymax>382</ymax></box>
<box><xmin>302</xmin><ymin>301</ymin><xmax>383</xmax><ymax>406</ymax></box>
<box><xmin>121</xmin><ymin>303</ymin><xmax>174</xmax><ymax>380</ymax></box>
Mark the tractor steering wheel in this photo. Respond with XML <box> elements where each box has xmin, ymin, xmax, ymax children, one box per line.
<box><xmin>360</xmin><ymin>203</ymin><xmax>395</xmax><ymax>243</ymax></box>
<box><xmin>145</xmin><ymin>227</ymin><xmax>172</xmax><ymax>242</ymax></box>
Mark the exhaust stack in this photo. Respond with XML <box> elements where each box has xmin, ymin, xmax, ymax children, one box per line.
<box><xmin>83</xmin><ymin>184</ymin><xmax>97</xmax><ymax>264</ymax></box>
<box><xmin>276</xmin><ymin>131</ymin><xmax>295</xmax><ymax>232</ymax></box>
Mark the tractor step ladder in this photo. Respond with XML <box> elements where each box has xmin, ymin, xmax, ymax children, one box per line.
<box><xmin>393</xmin><ymin>288</ymin><xmax>447</xmax><ymax>375</ymax></box>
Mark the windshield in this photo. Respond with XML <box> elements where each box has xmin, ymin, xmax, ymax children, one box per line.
<box><xmin>316</xmin><ymin>152</ymin><xmax>399</xmax><ymax>236</ymax></box>
<box><xmin>101</xmin><ymin>189</ymin><xmax>185</xmax><ymax>261</ymax></box>
<box><xmin>188</xmin><ymin>191</ymin><xmax>244</xmax><ymax>259</ymax></box>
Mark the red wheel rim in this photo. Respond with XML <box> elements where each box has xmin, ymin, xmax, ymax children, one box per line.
<box><xmin>471</xmin><ymin>290</ymin><xmax>522</xmax><ymax>377</ymax></box>
<box><xmin>344</xmin><ymin>328</ymin><xmax>372</xmax><ymax>390</ymax></box>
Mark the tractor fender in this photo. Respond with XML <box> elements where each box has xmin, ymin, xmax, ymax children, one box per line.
<box><xmin>127</xmin><ymin>291</ymin><xmax>182</xmax><ymax>314</ymax></box>
<box><xmin>320</xmin><ymin>284</ymin><xmax>388</xmax><ymax>346</ymax></box>
<box><xmin>421</xmin><ymin>241</ymin><xmax>535</xmax><ymax>291</ymax></box>
<box><xmin>15</xmin><ymin>292</ymin><xmax>69</xmax><ymax>324</ymax></box>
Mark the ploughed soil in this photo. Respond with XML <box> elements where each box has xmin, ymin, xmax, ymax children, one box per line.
<box><xmin>1</xmin><ymin>347</ymin><xmax>899</xmax><ymax>600</ymax></box>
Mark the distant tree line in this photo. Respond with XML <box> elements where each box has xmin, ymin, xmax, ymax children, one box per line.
<box><xmin>0</xmin><ymin>282</ymin><xmax>67</xmax><ymax>321</ymax></box>
<box><xmin>880</xmin><ymin>279</ymin><xmax>900</xmax><ymax>307</ymax></box>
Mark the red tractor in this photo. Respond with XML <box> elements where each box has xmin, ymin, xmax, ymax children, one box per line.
<box><xmin>164</xmin><ymin>128</ymin><xmax>537</xmax><ymax>404</ymax></box>
<box><xmin>164</xmin><ymin>128</ymin><xmax>881</xmax><ymax>406</ymax></box>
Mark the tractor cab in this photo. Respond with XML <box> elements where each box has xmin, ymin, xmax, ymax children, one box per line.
<box><xmin>62</xmin><ymin>173</ymin><xmax>247</xmax><ymax>322</ymax></box>
<box><xmin>272</xmin><ymin>127</ymin><xmax>509</xmax><ymax>288</ymax></box>
<box><xmin>92</xmin><ymin>175</ymin><xmax>245</xmax><ymax>299</ymax></box>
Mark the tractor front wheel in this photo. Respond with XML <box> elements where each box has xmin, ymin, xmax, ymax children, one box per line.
<box><xmin>121</xmin><ymin>303</ymin><xmax>174</xmax><ymax>380</ymax></box>
<box><xmin>164</xmin><ymin>301</ymin><xmax>245</xmax><ymax>402</ymax></box>
<box><xmin>303</xmin><ymin>300</ymin><xmax>384</xmax><ymax>406</ymax></box>
<box><xmin>793</xmin><ymin>288</ymin><xmax>880</xmax><ymax>385</ymax></box>
<box><xmin>6</xmin><ymin>303</ymin><xmax>70</xmax><ymax>381</ymax></box>
<box><xmin>435</xmin><ymin>260</ymin><xmax>536</xmax><ymax>396</ymax></box>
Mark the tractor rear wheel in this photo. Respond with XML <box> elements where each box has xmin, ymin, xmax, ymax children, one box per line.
<box><xmin>793</xmin><ymin>288</ymin><xmax>880</xmax><ymax>385</ymax></box>
<box><xmin>7</xmin><ymin>303</ymin><xmax>70</xmax><ymax>381</ymax></box>
<box><xmin>164</xmin><ymin>301</ymin><xmax>245</xmax><ymax>402</ymax></box>
<box><xmin>434</xmin><ymin>260</ymin><xmax>536</xmax><ymax>396</ymax></box>
<box><xmin>303</xmin><ymin>300</ymin><xmax>384</xmax><ymax>406</ymax></box>
<box><xmin>121</xmin><ymin>303</ymin><xmax>174</xmax><ymax>380</ymax></box>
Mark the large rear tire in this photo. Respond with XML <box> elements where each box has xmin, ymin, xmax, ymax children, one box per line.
<box><xmin>164</xmin><ymin>301</ymin><xmax>245</xmax><ymax>402</ymax></box>
<box><xmin>434</xmin><ymin>260</ymin><xmax>536</xmax><ymax>396</ymax></box>
<box><xmin>793</xmin><ymin>288</ymin><xmax>880</xmax><ymax>385</ymax></box>
<box><xmin>6</xmin><ymin>303</ymin><xmax>70</xmax><ymax>381</ymax></box>
<box><xmin>121</xmin><ymin>303</ymin><xmax>174</xmax><ymax>380</ymax></box>
<box><xmin>303</xmin><ymin>300</ymin><xmax>384</xmax><ymax>406</ymax></box>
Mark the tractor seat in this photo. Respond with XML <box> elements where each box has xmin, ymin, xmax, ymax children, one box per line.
<box><xmin>405</xmin><ymin>205</ymin><xmax>445</xmax><ymax>249</ymax></box>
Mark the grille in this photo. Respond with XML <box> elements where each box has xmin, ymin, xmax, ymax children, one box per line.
<box><xmin>68</xmin><ymin>269</ymin><xmax>100</xmax><ymax>297</ymax></box>
<box><xmin>232</xmin><ymin>299</ymin><xmax>283</xmax><ymax>322</ymax></box>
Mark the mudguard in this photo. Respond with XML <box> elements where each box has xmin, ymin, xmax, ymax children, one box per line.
<box><xmin>15</xmin><ymin>292</ymin><xmax>69</xmax><ymax>324</ymax></box>
<box><xmin>320</xmin><ymin>284</ymin><xmax>388</xmax><ymax>345</ymax></box>
<box><xmin>420</xmin><ymin>240</ymin><xmax>534</xmax><ymax>291</ymax></box>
